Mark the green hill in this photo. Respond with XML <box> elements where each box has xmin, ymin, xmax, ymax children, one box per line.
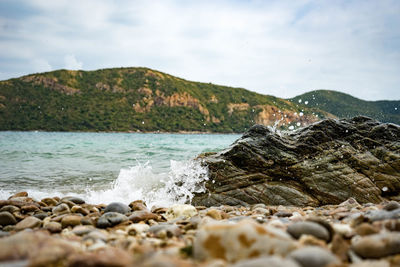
<box><xmin>0</xmin><ymin>67</ymin><xmax>327</xmax><ymax>132</ymax></box>
<box><xmin>290</xmin><ymin>90</ymin><xmax>400</xmax><ymax>125</ymax></box>
<box><xmin>1</xmin><ymin>68</ymin><xmax>397</xmax><ymax>133</ymax></box>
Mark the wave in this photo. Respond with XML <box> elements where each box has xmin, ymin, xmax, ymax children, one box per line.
<box><xmin>0</xmin><ymin>159</ymin><xmax>209</xmax><ymax>208</ymax></box>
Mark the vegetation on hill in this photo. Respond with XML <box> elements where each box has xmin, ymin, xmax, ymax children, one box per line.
<box><xmin>0</xmin><ymin>67</ymin><xmax>326</xmax><ymax>132</ymax></box>
<box><xmin>290</xmin><ymin>90</ymin><xmax>400</xmax><ymax>125</ymax></box>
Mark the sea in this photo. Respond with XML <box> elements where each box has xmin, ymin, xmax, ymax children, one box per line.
<box><xmin>0</xmin><ymin>131</ymin><xmax>240</xmax><ymax>207</ymax></box>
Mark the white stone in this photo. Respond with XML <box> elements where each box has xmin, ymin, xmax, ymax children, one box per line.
<box><xmin>165</xmin><ymin>204</ymin><xmax>198</xmax><ymax>220</ymax></box>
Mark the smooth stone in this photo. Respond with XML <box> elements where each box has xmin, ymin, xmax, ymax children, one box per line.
<box><xmin>52</xmin><ymin>203</ymin><xmax>70</xmax><ymax>215</ymax></box>
<box><xmin>129</xmin><ymin>200</ymin><xmax>148</xmax><ymax>211</ymax></box>
<box><xmin>61</xmin><ymin>196</ymin><xmax>85</xmax><ymax>205</ymax></box>
<box><xmin>97</xmin><ymin>212</ymin><xmax>128</xmax><ymax>228</ymax></box>
<box><xmin>332</xmin><ymin>223</ymin><xmax>353</xmax><ymax>237</ymax></box>
<box><xmin>84</xmin><ymin>230</ymin><xmax>108</xmax><ymax>242</ymax></box>
<box><xmin>383</xmin><ymin>201</ymin><xmax>400</xmax><ymax>211</ymax></box>
<box><xmin>148</xmin><ymin>224</ymin><xmax>181</xmax><ymax>238</ymax></box>
<box><xmin>33</xmin><ymin>212</ymin><xmax>49</xmax><ymax>220</ymax></box>
<box><xmin>44</xmin><ymin>221</ymin><xmax>62</xmax><ymax>233</ymax></box>
<box><xmin>61</xmin><ymin>215</ymin><xmax>82</xmax><ymax>228</ymax></box>
<box><xmin>41</xmin><ymin>197</ymin><xmax>58</xmax><ymax>206</ymax></box>
<box><xmin>72</xmin><ymin>225</ymin><xmax>95</xmax><ymax>236</ymax></box>
<box><xmin>165</xmin><ymin>204</ymin><xmax>198</xmax><ymax>220</ymax></box>
<box><xmin>15</xmin><ymin>216</ymin><xmax>42</xmax><ymax>231</ymax></box>
<box><xmin>331</xmin><ymin>234</ymin><xmax>350</xmax><ymax>262</ymax></box>
<box><xmin>275</xmin><ymin>211</ymin><xmax>292</xmax><ymax>217</ymax></box>
<box><xmin>232</xmin><ymin>256</ymin><xmax>300</xmax><ymax>267</ymax></box>
<box><xmin>194</xmin><ymin>219</ymin><xmax>297</xmax><ymax>262</ymax></box>
<box><xmin>365</xmin><ymin>209</ymin><xmax>400</xmax><ymax>222</ymax></box>
<box><xmin>20</xmin><ymin>205</ymin><xmax>40</xmax><ymax>213</ymax></box>
<box><xmin>351</xmin><ymin>232</ymin><xmax>400</xmax><ymax>258</ymax></box>
<box><xmin>287</xmin><ymin>221</ymin><xmax>330</xmax><ymax>241</ymax></box>
<box><xmin>126</xmin><ymin>223</ymin><xmax>150</xmax><ymax>235</ymax></box>
<box><xmin>0</xmin><ymin>205</ymin><xmax>20</xmax><ymax>213</ymax></box>
<box><xmin>104</xmin><ymin>202</ymin><xmax>131</xmax><ymax>214</ymax></box>
<box><xmin>71</xmin><ymin>205</ymin><xmax>89</xmax><ymax>216</ymax></box>
<box><xmin>354</xmin><ymin>223</ymin><xmax>379</xmax><ymax>236</ymax></box>
<box><xmin>0</xmin><ymin>211</ymin><xmax>17</xmax><ymax>226</ymax></box>
<box><xmin>206</xmin><ymin>209</ymin><xmax>222</xmax><ymax>220</ymax></box>
<box><xmin>129</xmin><ymin>210</ymin><xmax>159</xmax><ymax>223</ymax></box>
<box><xmin>289</xmin><ymin>246</ymin><xmax>340</xmax><ymax>267</ymax></box>
<box><xmin>9</xmin><ymin>192</ymin><xmax>28</xmax><ymax>198</ymax></box>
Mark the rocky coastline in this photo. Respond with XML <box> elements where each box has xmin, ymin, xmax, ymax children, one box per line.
<box><xmin>1</xmin><ymin>116</ymin><xmax>399</xmax><ymax>266</ymax></box>
<box><xmin>1</xmin><ymin>192</ymin><xmax>400</xmax><ymax>266</ymax></box>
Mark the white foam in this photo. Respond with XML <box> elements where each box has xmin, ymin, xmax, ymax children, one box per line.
<box><xmin>85</xmin><ymin>159</ymin><xmax>208</xmax><ymax>207</ymax></box>
<box><xmin>0</xmin><ymin>160</ymin><xmax>209</xmax><ymax>208</ymax></box>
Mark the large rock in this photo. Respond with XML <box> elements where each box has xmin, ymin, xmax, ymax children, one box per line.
<box><xmin>193</xmin><ymin>117</ymin><xmax>400</xmax><ymax>206</ymax></box>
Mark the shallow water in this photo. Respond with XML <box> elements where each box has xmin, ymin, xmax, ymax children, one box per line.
<box><xmin>0</xmin><ymin>131</ymin><xmax>240</xmax><ymax>206</ymax></box>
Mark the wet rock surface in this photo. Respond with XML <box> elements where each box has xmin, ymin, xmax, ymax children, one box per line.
<box><xmin>193</xmin><ymin>116</ymin><xmax>400</xmax><ymax>207</ymax></box>
<box><xmin>0</xmin><ymin>192</ymin><xmax>400</xmax><ymax>266</ymax></box>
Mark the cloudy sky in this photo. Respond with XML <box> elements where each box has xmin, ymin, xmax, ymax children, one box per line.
<box><xmin>0</xmin><ymin>0</ymin><xmax>399</xmax><ymax>100</ymax></box>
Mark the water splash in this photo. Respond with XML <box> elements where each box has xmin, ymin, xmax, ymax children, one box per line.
<box><xmin>85</xmin><ymin>159</ymin><xmax>208</xmax><ymax>207</ymax></box>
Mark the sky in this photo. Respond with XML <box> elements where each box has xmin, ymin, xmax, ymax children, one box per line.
<box><xmin>0</xmin><ymin>0</ymin><xmax>399</xmax><ymax>101</ymax></box>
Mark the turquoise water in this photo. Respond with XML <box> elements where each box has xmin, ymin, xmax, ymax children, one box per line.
<box><xmin>0</xmin><ymin>132</ymin><xmax>240</xmax><ymax>206</ymax></box>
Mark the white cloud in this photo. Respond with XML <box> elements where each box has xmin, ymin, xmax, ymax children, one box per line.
<box><xmin>64</xmin><ymin>54</ymin><xmax>83</xmax><ymax>70</ymax></box>
<box><xmin>31</xmin><ymin>58</ymin><xmax>52</xmax><ymax>73</ymax></box>
<box><xmin>0</xmin><ymin>0</ymin><xmax>399</xmax><ymax>100</ymax></box>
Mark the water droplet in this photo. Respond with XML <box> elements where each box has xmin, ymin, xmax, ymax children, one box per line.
<box><xmin>395</xmin><ymin>107</ymin><xmax>398</xmax><ymax>110</ymax></box>
<box><xmin>305</xmin><ymin>101</ymin><xmax>309</xmax><ymax>105</ymax></box>
<box><xmin>299</xmin><ymin>112</ymin><xmax>304</xmax><ymax>117</ymax></box>
<box><xmin>288</xmin><ymin>126</ymin><xmax>295</xmax><ymax>130</ymax></box>
<box><xmin>382</xmin><ymin>186</ymin><xmax>388</xmax><ymax>192</ymax></box>
<box><xmin>298</xmin><ymin>99</ymin><xmax>302</xmax><ymax>103</ymax></box>
<box><xmin>296</xmin><ymin>122</ymin><xmax>301</xmax><ymax>127</ymax></box>
<box><xmin>142</xmin><ymin>121</ymin><xmax>144</xmax><ymax>124</ymax></box>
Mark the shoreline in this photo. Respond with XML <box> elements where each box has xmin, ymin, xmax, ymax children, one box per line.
<box><xmin>1</xmin><ymin>192</ymin><xmax>400</xmax><ymax>266</ymax></box>
<box><xmin>0</xmin><ymin>130</ymin><xmax>243</xmax><ymax>135</ymax></box>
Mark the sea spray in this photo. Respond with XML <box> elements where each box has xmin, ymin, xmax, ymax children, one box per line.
<box><xmin>85</xmin><ymin>159</ymin><xmax>209</xmax><ymax>207</ymax></box>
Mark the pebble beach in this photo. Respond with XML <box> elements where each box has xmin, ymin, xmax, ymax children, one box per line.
<box><xmin>1</xmin><ymin>192</ymin><xmax>400</xmax><ymax>267</ymax></box>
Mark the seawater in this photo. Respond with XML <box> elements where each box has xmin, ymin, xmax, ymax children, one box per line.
<box><xmin>0</xmin><ymin>132</ymin><xmax>240</xmax><ymax>207</ymax></box>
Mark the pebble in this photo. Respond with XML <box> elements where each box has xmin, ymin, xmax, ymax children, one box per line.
<box><xmin>71</xmin><ymin>225</ymin><xmax>95</xmax><ymax>236</ymax></box>
<box><xmin>351</xmin><ymin>232</ymin><xmax>400</xmax><ymax>258</ymax></box>
<box><xmin>71</xmin><ymin>205</ymin><xmax>89</xmax><ymax>215</ymax></box>
<box><xmin>165</xmin><ymin>204</ymin><xmax>198</xmax><ymax>220</ymax></box>
<box><xmin>128</xmin><ymin>210</ymin><xmax>159</xmax><ymax>223</ymax></box>
<box><xmin>41</xmin><ymin>197</ymin><xmax>58</xmax><ymax>206</ymax></box>
<box><xmin>354</xmin><ymin>223</ymin><xmax>379</xmax><ymax>236</ymax></box>
<box><xmin>149</xmin><ymin>223</ymin><xmax>181</xmax><ymax>238</ymax></box>
<box><xmin>0</xmin><ymin>211</ymin><xmax>17</xmax><ymax>226</ymax></box>
<box><xmin>288</xmin><ymin>246</ymin><xmax>340</xmax><ymax>267</ymax></box>
<box><xmin>44</xmin><ymin>221</ymin><xmax>62</xmax><ymax>233</ymax></box>
<box><xmin>206</xmin><ymin>209</ymin><xmax>222</xmax><ymax>220</ymax></box>
<box><xmin>126</xmin><ymin>223</ymin><xmax>150</xmax><ymax>235</ymax></box>
<box><xmin>287</xmin><ymin>221</ymin><xmax>330</xmax><ymax>241</ymax></box>
<box><xmin>15</xmin><ymin>216</ymin><xmax>42</xmax><ymax>230</ymax></box>
<box><xmin>61</xmin><ymin>196</ymin><xmax>85</xmax><ymax>205</ymax></box>
<box><xmin>104</xmin><ymin>202</ymin><xmax>131</xmax><ymax>214</ymax></box>
<box><xmin>382</xmin><ymin>201</ymin><xmax>400</xmax><ymax>211</ymax></box>
<box><xmin>0</xmin><ymin>205</ymin><xmax>20</xmax><ymax>213</ymax></box>
<box><xmin>21</xmin><ymin>204</ymin><xmax>40</xmax><ymax>213</ymax></box>
<box><xmin>33</xmin><ymin>212</ymin><xmax>49</xmax><ymax>220</ymax></box>
<box><xmin>194</xmin><ymin>219</ymin><xmax>297</xmax><ymax>262</ymax></box>
<box><xmin>129</xmin><ymin>200</ymin><xmax>148</xmax><ymax>211</ymax></box>
<box><xmin>97</xmin><ymin>212</ymin><xmax>128</xmax><ymax>228</ymax></box>
<box><xmin>232</xmin><ymin>256</ymin><xmax>300</xmax><ymax>267</ymax></box>
<box><xmin>52</xmin><ymin>203</ymin><xmax>70</xmax><ymax>215</ymax></box>
<box><xmin>61</xmin><ymin>215</ymin><xmax>82</xmax><ymax>228</ymax></box>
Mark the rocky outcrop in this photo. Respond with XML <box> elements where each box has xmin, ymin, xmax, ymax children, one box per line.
<box><xmin>22</xmin><ymin>75</ymin><xmax>80</xmax><ymax>95</ymax></box>
<box><xmin>193</xmin><ymin>116</ymin><xmax>400</xmax><ymax>206</ymax></box>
